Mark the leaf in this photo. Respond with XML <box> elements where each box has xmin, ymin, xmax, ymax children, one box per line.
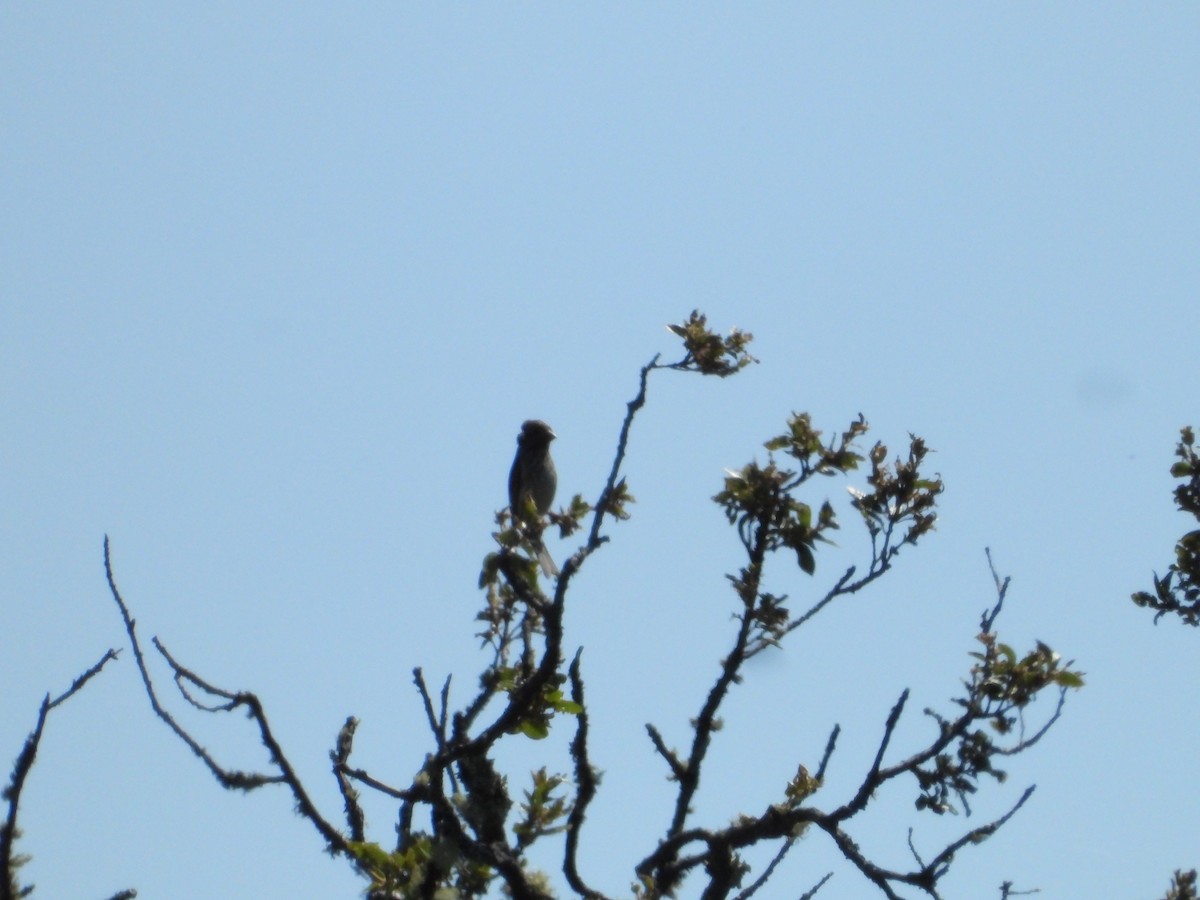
<box><xmin>519</xmin><ymin>720</ymin><xmax>550</xmax><ymax>740</ymax></box>
<box><xmin>797</xmin><ymin>503</ymin><xmax>812</xmax><ymax>529</ymax></box>
<box><xmin>348</xmin><ymin>841</ymin><xmax>395</xmax><ymax>870</ymax></box>
<box><xmin>796</xmin><ymin>544</ymin><xmax>815</xmax><ymax>575</ymax></box>
<box><xmin>1054</xmin><ymin>671</ymin><xmax>1085</xmax><ymax>688</ymax></box>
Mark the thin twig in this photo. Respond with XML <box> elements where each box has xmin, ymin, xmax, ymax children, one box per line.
<box><xmin>816</xmin><ymin>821</ymin><xmax>909</xmax><ymax>900</ymax></box>
<box><xmin>981</xmin><ymin>548</ymin><xmax>1010</xmax><ymax>633</ymax></box>
<box><xmin>797</xmin><ymin>872</ymin><xmax>834</xmax><ymax>900</ymax></box>
<box><xmin>748</xmin><ymin>560</ymin><xmax>899</xmax><ymax>659</ymax></box>
<box><xmin>587</xmin><ymin>353</ymin><xmax>660</xmax><ymax>549</ymax></box>
<box><xmin>564</xmin><ymin>651</ymin><xmax>610</xmax><ymax>900</ymax></box>
<box><xmin>924</xmin><ymin>786</ymin><xmax>1036</xmax><ymax>878</ymax></box>
<box><xmin>645</xmin><ymin>724</ymin><xmax>687</xmax><ymax>781</ymax></box>
<box><xmin>732</xmin><ymin>837</ymin><xmax>796</xmax><ymax>900</ymax></box>
<box><xmin>815</xmin><ymin>724</ymin><xmax>841</xmax><ymax>782</ymax></box>
<box><xmin>907</xmin><ymin>827</ymin><xmax>927</xmax><ymax>868</ymax></box>
<box><xmin>414</xmin><ymin>668</ymin><xmax>442</xmax><ymax>741</ymax></box>
<box><xmin>331</xmin><ymin>716</ymin><xmax>366</xmax><ymax>843</ymax></box>
<box><xmin>339</xmin><ymin>765</ymin><xmax>418</xmax><ymax>801</ymax></box>
<box><xmin>837</xmin><ymin>690</ymin><xmax>910</xmax><ymax>819</ymax></box>
<box><xmin>2</xmin><ymin>650</ymin><xmax>122</xmax><ymax>900</ymax></box>
<box><xmin>49</xmin><ymin>648</ymin><xmax>120</xmax><ymax>709</ymax></box>
<box><xmin>664</xmin><ymin>516</ymin><xmax>773</xmax><ymax>847</ymax></box>
<box><xmin>996</xmin><ymin>688</ymin><xmax>1068</xmax><ymax>756</ymax></box>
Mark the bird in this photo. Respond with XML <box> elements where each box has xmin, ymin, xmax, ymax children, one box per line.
<box><xmin>508</xmin><ymin>419</ymin><xmax>559</xmax><ymax>577</ymax></box>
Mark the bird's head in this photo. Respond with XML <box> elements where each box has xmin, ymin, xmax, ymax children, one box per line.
<box><xmin>519</xmin><ymin>419</ymin><xmax>556</xmax><ymax>447</ymax></box>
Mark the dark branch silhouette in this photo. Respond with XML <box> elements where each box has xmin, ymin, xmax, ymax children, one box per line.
<box><xmin>3</xmin><ymin>649</ymin><xmax>124</xmax><ymax>900</ymax></box>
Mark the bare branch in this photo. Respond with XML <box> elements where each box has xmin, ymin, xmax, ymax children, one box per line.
<box><xmin>775</xmin><ymin>566</ymin><xmax>858</xmax><ymax>641</ymax></box>
<box><xmin>924</xmin><ymin>786</ymin><xmax>1036</xmax><ymax>878</ymax></box>
<box><xmin>981</xmin><ymin>548</ymin><xmax>1010</xmax><ymax>633</ymax></box>
<box><xmin>331</xmin><ymin>716</ymin><xmax>366</xmax><ymax>843</ymax></box>
<box><xmin>732</xmin><ymin>837</ymin><xmax>799</xmax><ymax>900</ymax></box>
<box><xmin>438</xmin><ymin>675</ymin><xmax>452</xmax><ymax>740</ymax></box>
<box><xmin>157</xmin><ymin>637</ymin><xmax>350</xmax><ymax>854</ymax></box>
<box><xmin>836</xmin><ymin>690</ymin><xmax>911</xmax><ymax>820</ymax></box>
<box><xmin>564</xmin><ymin>651</ymin><xmax>611</xmax><ymax>900</ymax></box>
<box><xmin>815</xmin><ymin>724</ymin><xmax>841</xmax><ymax>782</ymax></box>
<box><xmin>104</xmin><ymin>537</ymin><xmax>351</xmax><ymax>860</ymax></box>
<box><xmin>339</xmin><ymin>765</ymin><xmax>416</xmax><ymax>802</ymax></box>
<box><xmin>815</xmin><ymin>821</ymin><xmax>912</xmax><ymax>900</ymax></box>
<box><xmin>635</xmin><ymin>827</ymin><xmax>712</xmax><ymax>890</ymax></box>
<box><xmin>999</xmin><ymin>882</ymin><xmax>1041</xmax><ymax>899</ymax></box>
<box><xmin>797</xmin><ymin>872</ymin><xmax>835</xmax><ymax>900</ymax></box>
<box><xmin>414</xmin><ymin>667</ymin><xmax>441</xmax><ymax>739</ymax></box>
<box><xmin>587</xmin><ymin>353</ymin><xmax>660</xmax><ymax>550</ymax></box>
<box><xmin>49</xmin><ymin>648</ymin><xmax>120</xmax><ymax>709</ymax></box>
<box><xmin>146</xmin><ymin>636</ymin><xmax>283</xmax><ymax>789</ymax></box>
<box><xmin>105</xmin><ymin>538</ymin><xmax>269</xmax><ymax>789</ymax></box>
<box><xmin>995</xmin><ymin>688</ymin><xmax>1068</xmax><ymax>757</ymax></box>
<box><xmin>907</xmin><ymin>827</ymin><xmax>928</xmax><ymax>869</ymax></box>
<box><xmin>646</xmin><ymin>724</ymin><xmax>687</xmax><ymax>781</ymax></box>
<box><xmin>669</xmin><ymin>598</ymin><xmax>759</xmax><ymax>837</ymax></box>
<box><xmin>3</xmin><ymin>649</ymin><xmax>122</xmax><ymax>900</ymax></box>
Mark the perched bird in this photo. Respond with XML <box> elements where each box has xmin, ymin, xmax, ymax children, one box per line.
<box><xmin>508</xmin><ymin>419</ymin><xmax>559</xmax><ymax>576</ymax></box>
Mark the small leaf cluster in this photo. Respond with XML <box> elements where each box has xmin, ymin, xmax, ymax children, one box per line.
<box><xmin>4</xmin><ymin>828</ymin><xmax>29</xmax><ymax>899</ymax></box>
<box><xmin>915</xmin><ymin>633</ymin><xmax>1084</xmax><ymax>816</ymax></box>
<box><xmin>763</xmin><ymin>411</ymin><xmax>867</xmax><ymax>477</ymax></box>
<box><xmin>477</xmin><ymin>498</ymin><xmax>590</xmax><ymax>653</ymax></box>
<box><xmin>968</xmin><ymin>635</ymin><xmax>1084</xmax><ymax>721</ymax></box>
<box><xmin>551</xmin><ymin>493</ymin><xmax>596</xmax><ymax>536</ymax></box>
<box><xmin>474</xmin><ymin>550</ymin><xmax>543</xmax><ymax>659</ymax></box>
<box><xmin>1133</xmin><ymin>426</ymin><xmax>1200</xmax><ymax>625</ymax></box>
<box><xmin>593</xmin><ymin>479</ymin><xmax>633</xmax><ymax>523</ymax></box>
<box><xmin>716</xmin><ymin>413</ymin><xmax>942</xmax><ymax>581</ymax></box>
<box><xmin>513</xmin><ymin>768</ymin><xmax>571</xmax><ymax>851</ymax></box>
<box><xmin>783</xmin><ymin>763</ymin><xmax>821</xmax><ymax>807</ymax></box>
<box><xmin>349</xmin><ymin>835</ymin><xmax>491</xmax><ymax>900</ymax></box>
<box><xmin>715</xmin><ymin>461</ymin><xmax>839</xmax><ymax>579</ymax></box>
<box><xmin>1171</xmin><ymin>426</ymin><xmax>1200</xmax><ymax>517</ymax></box>
<box><xmin>716</xmin><ymin>412</ymin><xmax>869</xmax><ymax>571</ymax></box>
<box><xmin>849</xmin><ymin>434</ymin><xmax>942</xmax><ymax>550</ymax></box>
<box><xmin>665</xmin><ymin>310</ymin><xmax>757</xmax><ymax>377</ymax></box>
<box><xmin>481</xmin><ymin>494</ymin><xmax>590</xmax><ymax>596</ymax></box>
<box><xmin>493</xmin><ymin>668</ymin><xmax>583</xmax><ymax>741</ymax></box>
<box><xmin>1165</xmin><ymin>869</ymin><xmax>1200</xmax><ymax>900</ymax></box>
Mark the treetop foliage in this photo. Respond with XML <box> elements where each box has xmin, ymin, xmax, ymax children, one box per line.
<box><xmin>1132</xmin><ymin>426</ymin><xmax>1200</xmax><ymax>625</ymax></box>
<box><xmin>22</xmin><ymin>313</ymin><xmax>1200</xmax><ymax>900</ymax></box>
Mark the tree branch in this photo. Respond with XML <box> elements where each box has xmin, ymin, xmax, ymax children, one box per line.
<box><xmin>645</xmin><ymin>724</ymin><xmax>687</xmax><ymax>781</ymax></box>
<box><xmin>564</xmin><ymin>651</ymin><xmax>610</xmax><ymax>900</ymax></box>
<box><xmin>3</xmin><ymin>649</ymin><xmax>122</xmax><ymax>900</ymax></box>
<box><xmin>331</xmin><ymin>716</ymin><xmax>366</xmax><ymax>843</ymax></box>
<box><xmin>104</xmin><ymin>537</ymin><xmax>351</xmax><ymax>859</ymax></box>
<box><xmin>835</xmin><ymin>690</ymin><xmax>910</xmax><ymax>820</ymax></box>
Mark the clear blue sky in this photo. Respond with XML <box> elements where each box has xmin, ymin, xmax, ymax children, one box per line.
<box><xmin>2</xmin><ymin>5</ymin><xmax>1197</xmax><ymax>899</ymax></box>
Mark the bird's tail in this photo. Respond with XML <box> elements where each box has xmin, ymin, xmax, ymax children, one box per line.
<box><xmin>535</xmin><ymin>541</ymin><xmax>559</xmax><ymax>578</ymax></box>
